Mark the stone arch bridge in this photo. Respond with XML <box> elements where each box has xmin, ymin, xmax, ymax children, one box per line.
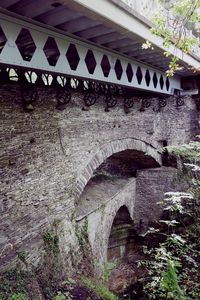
<box><xmin>0</xmin><ymin>0</ymin><xmax>199</xmax><ymax>272</ymax></box>
<box><xmin>75</xmin><ymin>138</ymin><xmax>161</xmax><ymax>264</ymax></box>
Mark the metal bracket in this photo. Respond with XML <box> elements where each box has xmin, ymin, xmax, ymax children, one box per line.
<box><xmin>124</xmin><ymin>97</ymin><xmax>134</xmax><ymax>113</ymax></box>
<box><xmin>153</xmin><ymin>97</ymin><xmax>167</xmax><ymax>112</ymax></box>
<box><xmin>82</xmin><ymin>81</ymin><xmax>99</xmax><ymax>110</ymax></box>
<box><xmin>104</xmin><ymin>85</ymin><xmax>118</xmax><ymax>112</ymax></box>
<box><xmin>194</xmin><ymin>96</ymin><xmax>200</xmax><ymax>111</ymax></box>
<box><xmin>140</xmin><ymin>98</ymin><xmax>151</xmax><ymax>111</ymax></box>
<box><xmin>21</xmin><ymin>83</ymin><xmax>38</xmax><ymax>112</ymax></box>
<box><xmin>176</xmin><ymin>96</ymin><xmax>185</xmax><ymax>108</ymax></box>
<box><xmin>56</xmin><ymin>88</ymin><xmax>71</xmax><ymax>111</ymax></box>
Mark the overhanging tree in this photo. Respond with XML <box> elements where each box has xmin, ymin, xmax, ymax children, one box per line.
<box><xmin>142</xmin><ymin>0</ymin><xmax>200</xmax><ymax>76</ymax></box>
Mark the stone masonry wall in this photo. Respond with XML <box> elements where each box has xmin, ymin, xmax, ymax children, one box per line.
<box><xmin>0</xmin><ymin>84</ymin><xmax>199</xmax><ymax>271</ymax></box>
<box><xmin>135</xmin><ymin>167</ymin><xmax>178</xmax><ymax>232</ymax></box>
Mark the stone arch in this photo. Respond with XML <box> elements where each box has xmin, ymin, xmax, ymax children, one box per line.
<box><xmin>107</xmin><ymin>205</ymin><xmax>133</xmax><ymax>261</ymax></box>
<box><xmin>74</xmin><ymin>138</ymin><xmax>161</xmax><ymax>198</ymax></box>
<box><xmin>83</xmin><ymin>183</ymin><xmax>135</xmax><ymax>266</ymax></box>
<box><xmin>102</xmin><ymin>203</ymin><xmax>133</xmax><ymax>264</ymax></box>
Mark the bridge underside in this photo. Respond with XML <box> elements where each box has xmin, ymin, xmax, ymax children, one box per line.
<box><xmin>0</xmin><ymin>0</ymin><xmax>198</xmax><ymax>96</ymax></box>
<box><xmin>0</xmin><ymin>12</ymin><xmax>179</xmax><ymax>96</ymax></box>
<box><xmin>1</xmin><ymin>0</ymin><xmax>199</xmax><ymax>73</ymax></box>
<box><xmin>0</xmin><ymin>0</ymin><xmax>199</xmax><ymax>101</ymax></box>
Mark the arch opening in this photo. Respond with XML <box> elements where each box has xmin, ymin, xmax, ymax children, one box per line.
<box><xmin>107</xmin><ymin>206</ymin><xmax>134</xmax><ymax>262</ymax></box>
<box><xmin>76</xmin><ymin>148</ymin><xmax>160</xmax><ymax>219</ymax></box>
<box><xmin>95</xmin><ymin>149</ymin><xmax>160</xmax><ymax>178</ymax></box>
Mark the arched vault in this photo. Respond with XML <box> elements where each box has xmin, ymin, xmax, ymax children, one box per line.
<box><xmin>74</xmin><ymin>138</ymin><xmax>161</xmax><ymax>198</ymax></box>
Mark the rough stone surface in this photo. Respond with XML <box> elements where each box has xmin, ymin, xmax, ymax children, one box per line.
<box><xmin>134</xmin><ymin>167</ymin><xmax>179</xmax><ymax>231</ymax></box>
<box><xmin>77</xmin><ymin>176</ymin><xmax>129</xmax><ymax>218</ymax></box>
<box><xmin>80</xmin><ymin>178</ymin><xmax>136</xmax><ymax>267</ymax></box>
<box><xmin>0</xmin><ymin>84</ymin><xmax>199</xmax><ymax>271</ymax></box>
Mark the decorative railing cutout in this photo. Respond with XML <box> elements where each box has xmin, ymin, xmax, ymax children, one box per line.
<box><xmin>0</xmin><ymin>13</ymin><xmax>178</xmax><ymax>95</ymax></box>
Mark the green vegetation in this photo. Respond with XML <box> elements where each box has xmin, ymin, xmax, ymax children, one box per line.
<box><xmin>1</xmin><ymin>139</ymin><xmax>200</xmax><ymax>300</ymax></box>
<box><xmin>53</xmin><ymin>278</ymin><xmax>75</xmax><ymax>300</ymax></box>
<box><xmin>138</xmin><ymin>140</ymin><xmax>200</xmax><ymax>299</ymax></box>
<box><xmin>0</xmin><ymin>268</ymin><xmax>31</xmax><ymax>300</ymax></box>
<box><xmin>17</xmin><ymin>250</ymin><xmax>29</xmax><ymax>264</ymax></box>
<box><xmin>43</xmin><ymin>231</ymin><xmax>60</xmax><ymax>256</ymax></box>
<box><xmin>7</xmin><ymin>293</ymin><xmax>28</xmax><ymax>300</ymax></box>
<box><xmin>81</xmin><ymin>277</ymin><xmax>118</xmax><ymax>300</ymax></box>
<box><xmin>74</xmin><ymin>218</ymin><xmax>89</xmax><ymax>249</ymax></box>
<box><xmin>142</xmin><ymin>0</ymin><xmax>200</xmax><ymax>75</ymax></box>
<box><xmin>36</xmin><ymin>229</ymin><xmax>62</xmax><ymax>299</ymax></box>
<box><xmin>94</xmin><ymin>261</ymin><xmax>116</xmax><ymax>285</ymax></box>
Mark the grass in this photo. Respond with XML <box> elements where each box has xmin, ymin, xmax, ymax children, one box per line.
<box><xmin>81</xmin><ymin>277</ymin><xmax>118</xmax><ymax>300</ymax></box>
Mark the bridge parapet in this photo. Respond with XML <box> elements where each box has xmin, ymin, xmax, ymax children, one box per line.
<box><xmin>0</xmin><ymin>0</ymin><xmax>199</xmax><ymax>91</ymax></box>
<box><xmin>0</xmin><ymin>13</ymin><xmax>179</xmax><ymax>95</ymax></box>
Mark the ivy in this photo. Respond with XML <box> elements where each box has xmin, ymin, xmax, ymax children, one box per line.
<box><xmin>43</xmin><ymin>231</ymin><xmax>60</xmax><ymax>256</ymax></box>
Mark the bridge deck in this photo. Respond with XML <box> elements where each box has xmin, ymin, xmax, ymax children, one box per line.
<box><xmin>0</xmin><ymin>0</ymin><xmax>199</xmax><ymax>95</ymax></box>
<box><xmin>0</xmin><ymin>0</ymin><xmax>199</xmax><ymax>75</ymax></box>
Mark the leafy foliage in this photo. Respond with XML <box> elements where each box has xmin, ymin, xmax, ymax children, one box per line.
<box><xmin>7</xmin><ymin>293</ymin><xmax>28</xmax><ymax>300</ymax></box>
<box><xmin>139</xmin><ymin>139</ymin><xmax>200</xmax><ymax>299</ymax></box>
<box><xmin>81</xmin><ymin>277</ymin><xmax>118</xmax><ymax>300</ymax></box>
<box><xmin>167</xmin><ymin>140</ymin><xmax>200</xmax><ymax>161</ymax></box>
<box><xmin>0</xmin><ymin>268</ymin><xmax>32</xmax><ymax>300</ymax></box>
<box><xmin>53</xmin><ymin>278</ymin><xmax>75</xmax><ymax>300</ymax></box>
<box><xmin>142</xmin><ymin>0</ymin><xmax>200</xmax><ymax>75</ymax></box>
<box><xmin>43</xmin><ymin>231</ymin><xmax>60</xmax><ymax>256</ymax></box>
